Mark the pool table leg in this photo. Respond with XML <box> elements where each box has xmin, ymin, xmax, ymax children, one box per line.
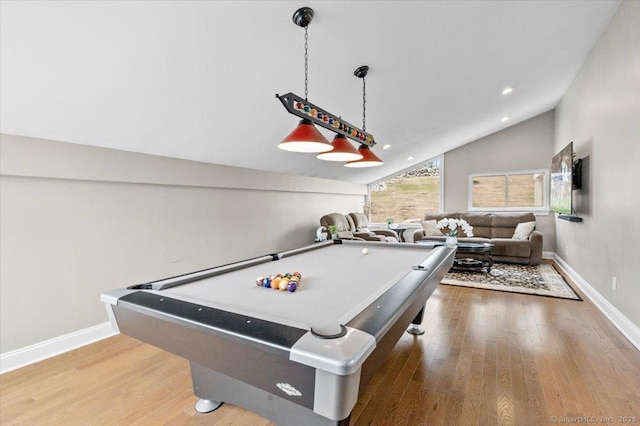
<box><xmin>406</xmin><ymin>307</ymin><xmax>426</xmax><ymax>335</ymax></box>
<box><xmin>195</xmin><ymin>399</ymin><xmax>223</xmax><ymax>413</ymax></box>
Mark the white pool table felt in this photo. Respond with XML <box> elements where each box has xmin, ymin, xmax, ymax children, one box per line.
<box><xmin>149</xmin><ymin>242</ymin><xmax>440</xmax><ymax>335</ymax></box>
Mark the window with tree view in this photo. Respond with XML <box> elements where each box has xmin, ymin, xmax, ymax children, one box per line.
<box><xmin>368</xmin><ymin>159</ymin><xmax>441</xmax><ymax>223</ymax></box>
<box><xmin>469</xmin><ymin>170</ymin><xmax>548</xmax><ymax>211</ymax></box>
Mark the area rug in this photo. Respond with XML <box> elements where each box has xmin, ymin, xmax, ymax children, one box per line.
<box><xmin>441</xmin><ymin>263</ymin><xmax>582</xmax><ymax>300</ymax></box>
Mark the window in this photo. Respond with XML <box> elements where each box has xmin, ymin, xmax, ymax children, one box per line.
<box><xmin>468</xmin><ymin>170</ymin><xmax>548</xmax><ymax>212</ymax></box>
<box><xmin>368</xmin><ymin>158</ymin><xmax>442</xmax><ymax>223</ymax></box>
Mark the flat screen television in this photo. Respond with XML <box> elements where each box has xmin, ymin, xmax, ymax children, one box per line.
<box><xmin>550</xmin><ymin>142</ymin><xmax>582</xmax><ymax>220</ymax></box>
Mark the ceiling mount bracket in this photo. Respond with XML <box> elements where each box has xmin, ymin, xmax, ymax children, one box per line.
<box><xmin>354</xmin><ymin>65</ymin><xmax>369</xmax><ymax>79</ymax></box>
<box><xmin>292</xmin><ymin>7</ymin><xmax>314</xmax><ymax>27</ymax></box>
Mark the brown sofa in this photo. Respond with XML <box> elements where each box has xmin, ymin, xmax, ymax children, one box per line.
<box><xmin>413</xmin><ymin>212</ymin><xmax>542</xmax><ymax>265</ymax></box>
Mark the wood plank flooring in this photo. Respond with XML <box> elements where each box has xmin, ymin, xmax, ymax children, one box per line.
<box><xmin>2</xmin><ymin>263</ymin><xmax>640</xmax><ymax>425</ymax></box>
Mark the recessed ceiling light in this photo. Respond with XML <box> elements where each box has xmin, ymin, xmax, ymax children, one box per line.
<box><xmin>383</xmin><ymin>144</ymin><xmax>392</xmax><ymax>150</ymax></box>
<box><xmin>407</xmin><ymin>156</ymin><xmax>414</xmax><ymax>161</ymax></box>
<box><xmin>501</xmin><ymin>115</ymin><xmax>511</xmax><ymax>122</ymax></box>
<box><xmin>502</xmin><ymin>86</ymin><xmax>514</xmax><ymax>95</ymax></box>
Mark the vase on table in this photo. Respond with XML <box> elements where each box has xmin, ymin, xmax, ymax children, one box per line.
<box><xmin>445</xmin><ymin>236</ymin><xmax>458</xmax><ymax>246</ymax></box>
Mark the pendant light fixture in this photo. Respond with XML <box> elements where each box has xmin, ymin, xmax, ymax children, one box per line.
<box><xmin>317</xmin><ymin>134</ymin><xmax>363</xmax><ymax>162</ymax></box>
<box><xmin>277</xmin><ymin>7</ymin><xmax>333</xmax><ymax>153</ymax></box>
<box><xmin>276</xmin><ymin>8</ymin><xmax>382</xmax><ymax>164</ymax></box>
<box><xmin>345</xmin><ymin>66</ymin><xmax>384</xmax><ymax>168</ymax></box>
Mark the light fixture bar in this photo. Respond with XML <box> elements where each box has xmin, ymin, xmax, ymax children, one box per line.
<box><xmin>276</xmin><ymin>92</ymin><xmax>376</xmax><ymax>148</ymax></box>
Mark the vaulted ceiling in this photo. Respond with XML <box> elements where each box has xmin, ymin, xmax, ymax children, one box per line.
<box><xmin>0</xmin><ymin>1</ymin><xmax>620</xmax><ymax>184</ymax></box>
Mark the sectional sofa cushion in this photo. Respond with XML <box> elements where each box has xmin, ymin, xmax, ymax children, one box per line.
<box><xmin>513</xmin><ymin>221</ymin><xmax>536</xmax><ymax>240</ymax></box>
<box><xmin>421</xmin><ymin>220</ymin><xmax>442</xmax><ymax>236</ymax></box>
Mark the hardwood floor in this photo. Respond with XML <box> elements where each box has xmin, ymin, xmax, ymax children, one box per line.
<box><xmin>2</xmin><ymin>264</ymin><xmax>639</xmax><ymax>425</ymax></box>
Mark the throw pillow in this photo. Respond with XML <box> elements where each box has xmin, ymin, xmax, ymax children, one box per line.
<box><xmin>512</xmin><ymin>221</ymin><xmax>536</xmax><ymax>240</ymax></box>
<box><xmin>421</xmin><ymin>220</ymin><xmax>442</xmax><ymax>236</ymax></box>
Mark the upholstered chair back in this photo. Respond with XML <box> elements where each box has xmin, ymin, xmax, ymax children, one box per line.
<box><xmin>348</xmin><ymin>212</ymin><xmax>399</xmax><ymax>242</ymax></box>
<box><xmin>349</xmin><ymin>212</ymin><xmax>373</xmax><ymax>232</ymax></box>
<box><xmin>320</xmin><ymin>213</ymin><xmax>350</xmax><ymax>232</ymax></box>
<box><xmin>320</xmin><ymin>213</ymin><xmax>358</xmax><ymax>239</ymax></box>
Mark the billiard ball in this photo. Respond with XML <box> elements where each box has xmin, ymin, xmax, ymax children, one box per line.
<box><xmin>287</xmin><ymin>282</ymin><xmax>297</xmax><ymax>292</ymax></box>
<box><xmin>362</xmin><ymin>248</ymin><xmax>369</xmax><ymax>255</ymax></box>
<box><xmin>256</xmin><ymin>276</ymin><xmax>264</xmax><ymax>286</ymax></box>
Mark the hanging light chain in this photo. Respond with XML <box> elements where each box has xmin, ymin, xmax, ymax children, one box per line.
<box><xmin>362</xmin><ymin>75</ymin><xmax>366</xmax><ymax>132</ymax></box>
<box><xmin>304</xmin><ymin>26</ymin><xmax>309</xmax><ymax>101</ymax></box>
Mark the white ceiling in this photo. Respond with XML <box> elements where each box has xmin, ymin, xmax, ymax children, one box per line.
<box><xmin>0</xmin><ymin>1</ymin><xmax>620</xmax><ymax>184</ymax></box>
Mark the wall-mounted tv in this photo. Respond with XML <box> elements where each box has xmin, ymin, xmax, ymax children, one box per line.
<box><xmin>550</xmin><ymin>142</ymin><xmax>582</xmax><ymax>221</ymax></box>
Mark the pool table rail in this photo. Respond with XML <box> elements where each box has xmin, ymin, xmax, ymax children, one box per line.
<box><xmin>126</xmin><ymin>241</ymin><xmax>337</xmax><ymax>292</ymax></box>
<box><xmin>128</xmin><ymin>254</ymin><xmax>276</xmax><ymax>291</ymax></box>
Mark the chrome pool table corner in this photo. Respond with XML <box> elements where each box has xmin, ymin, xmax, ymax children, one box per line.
<box><xmin>289</xmin><ymin>327</ymin><xmax>376</xmax><ymax>421</ymax></box>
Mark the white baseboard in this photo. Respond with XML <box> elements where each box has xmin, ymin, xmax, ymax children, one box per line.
<box><xmin>0</xmin><ymin>322</ymin><xmax>117</xmax><ymax>375</ymax></box>
<box><xmin>553</xmin><ymin>254</ymin><xmax>640</xmax><ymax>352</ymax></box>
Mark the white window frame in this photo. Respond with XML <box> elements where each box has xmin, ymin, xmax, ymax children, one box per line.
<box><xmin>467</xmin><ymin>169</ymin><xmax>549</xmax><ymax>213</ymax></box>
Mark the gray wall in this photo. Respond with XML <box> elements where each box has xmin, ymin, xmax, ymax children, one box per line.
<box><xmin>0</xmin><ymin>134</ymin><xmax>366</xmax><ymax>353</ymax></box>
<box><xmin>443</xmin><ymin>111</ymin><xmax>556</xmax><ymax>252</ymax></box>
<box><xmin>554</xmin><ymin>1</ymin><xmax>640</xmax><ymax>328</ymax></box>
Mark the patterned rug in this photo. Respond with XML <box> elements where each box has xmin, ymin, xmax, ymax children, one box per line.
<box><xmin>441</xmin><ymin>263</ymin><xmax>582</xmax><ymax>300</ymax></box>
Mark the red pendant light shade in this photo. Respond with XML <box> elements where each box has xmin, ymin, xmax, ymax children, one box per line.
<box><xmin>316</xmin><ymin>134</ymin><xmax>363</xmax><ymax>161</ymax></box>
<box><xmin>278</xmin><ymin>119</ymin><xmax>333</xmax><ymax>153</ymax></box>
<box><xmin>344</xmin><ymin>144</ymin><xmax>384</xmax><ymax>168</ymax></box>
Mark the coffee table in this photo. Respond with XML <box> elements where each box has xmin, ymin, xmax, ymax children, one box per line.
<box><xmin>416</xmin><ymin>241</ymin><xmax>494</xmax><ymax>272</ymax></box>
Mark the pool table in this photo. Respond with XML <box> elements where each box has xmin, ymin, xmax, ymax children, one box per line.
<box><xmin>101</xmin><ymin>240</ymin><xmax>455</xmax><ymax>426</ymax></box>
